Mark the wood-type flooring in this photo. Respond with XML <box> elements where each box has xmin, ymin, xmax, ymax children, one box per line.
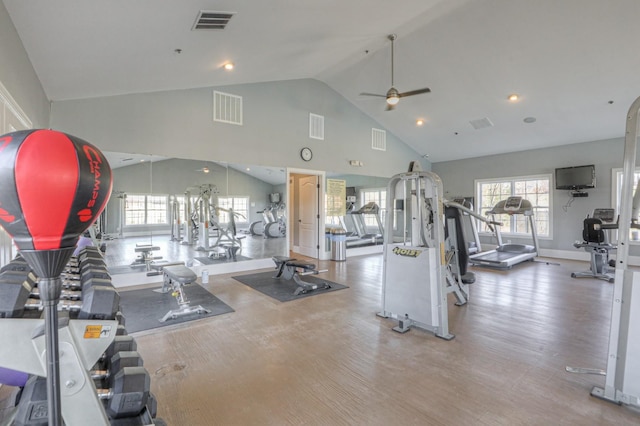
<box><xmin>127</xmin><ymin>255</ymin><xmax>640</xmax><ymax>425</ymax></box>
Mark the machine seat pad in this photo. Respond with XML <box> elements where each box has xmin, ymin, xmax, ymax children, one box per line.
<box><xmin>163</xmin><ymin>265</ymin><xmax>197</xmax><ymax>284</ymax></box>
<box><xmin>286</xmin><ymin>261</ymin><xmax>316</xmax><ymax>271</ymax></box>
<box><xmin>272</xmin><ymin>256</ymin><xmax>294</xmax><ymax>264</ymax></box>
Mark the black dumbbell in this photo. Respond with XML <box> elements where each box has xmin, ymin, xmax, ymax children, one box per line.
<box><xmin>13</xmin><ymin>375</ymin><xmax>48</xmax><ymax>426</ymax></box>
<box><xmin>0</xmin><ymin>256</ymin><xmax>30</xmax><ymax>273</ymax></box>
<box><xmin>62</xmin><ymin>265</ymin><xmax>111</xmax><ymax>283</ymax></box>
<box><xmin>13</xmin><ymin>366</ymin><xmax>152</xmax><ymax>422</ymax></box>
<box><xmin>91</xmin><ymin>351</ymin><xmax>144</xmax><ymax>385</ymax></box>
<box><xmin>98</xmin><ymin>366</ymin><xmax>151</xmax><ymax>418</ymax></box>
<box><xmin>0</xmin><ymin>274</ymin><xmax>120</xmax><ymax>320</ymax></box>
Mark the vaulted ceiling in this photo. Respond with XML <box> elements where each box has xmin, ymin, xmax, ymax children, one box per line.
<box><xmin>5</xmin><ymin>0</ymin><xmax>640</xmax><ymax>162</ymax></box>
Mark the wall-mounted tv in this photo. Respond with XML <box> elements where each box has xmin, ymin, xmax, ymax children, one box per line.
<box><xmin>555</xmin><ymin>164</ymin><xmax>596</xmax><ymax>190</ymax></box>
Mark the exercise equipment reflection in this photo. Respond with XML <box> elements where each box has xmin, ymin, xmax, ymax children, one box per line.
<box><xmin>571</xmin><ymin>208</ymin><xmax>616</xmax><ymax>283</ymax></box>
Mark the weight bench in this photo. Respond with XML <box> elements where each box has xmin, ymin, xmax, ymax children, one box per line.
<box><xmin>208</xmin><ymin>244</ymin><xmax>241</xmax><ymax>261</ymax></box>
<box><xmin>272</xmin><ymin>256</ymin><xmax>330</xmax><ymax>296</ymax></box>
<box><xmin>131</xmin><ymin>244</ymin><xmax>162</xmax><ymax>271</ymax></box>
<box><xmin>155</xmin><ymin>265</ymin><xmax>211</xmax><ymax>322</ymax></box>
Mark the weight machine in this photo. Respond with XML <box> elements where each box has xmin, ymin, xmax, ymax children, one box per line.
<box><xmin>377</xmin><ymin>171</ymin><xmax>489</xmax><ymax>338</ymax></box>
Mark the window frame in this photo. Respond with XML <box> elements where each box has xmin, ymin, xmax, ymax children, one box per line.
<box><xmin>124</xmin><ymin>193</ymin><xmax>169</xmax><ymax>227</ymax></box>
<box><xmin>474</xmin><ymin>173</ymin><xmax>552</xmax><ymax>239</ymax></box>
<box><xmin>216</xmin><ymin>196</ymin><xmax>250</xmax><ymax>225</ymax></box>
<box><xmin>611</xmin><ymin>167</ymin><xmax>640</xmax><ymax>243</ymax></box>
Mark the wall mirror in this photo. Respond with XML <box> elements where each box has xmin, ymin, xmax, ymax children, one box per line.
<box><xmin>96</xmin><ymin>153</ymin><xmax>391</xmax><ymax>283</ymax></box>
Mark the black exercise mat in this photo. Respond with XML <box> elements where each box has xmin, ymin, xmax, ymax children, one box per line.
<box><xmin>118</xmin><ymin>284</ymin><xmax>234</xmax><ymax>333</ymax></box>
<box><xmin>194</xmin><ymin>255</ymin><xmax>252</xmax><ymax>265</ymax></box>
<box><xmin>232</xmin><ymin>271</ymin><xmax>348</xmax><ymax>302</ymax></box>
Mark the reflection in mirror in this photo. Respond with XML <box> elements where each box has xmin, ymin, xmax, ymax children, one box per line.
<box><xmin>97</xmin><ymin>154</ymin><xmax>288</xmax><ymax>276</ymax></box>
<box><xmin>325</xmin><ymin>174</ymin><xmax>390</xmax><ymax>252</ymax></box>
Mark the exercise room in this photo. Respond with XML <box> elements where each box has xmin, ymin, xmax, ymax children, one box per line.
<box><xmin>1</xmin><ymin>1</ymin><xmax>640</xmax><ymax>425</ymax></box>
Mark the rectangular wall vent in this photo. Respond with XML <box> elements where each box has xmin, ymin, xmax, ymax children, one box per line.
<box><xmin>213</xmin><ymin>91</ymin><xmax>243</xmax><ymax>125</ymax></box>
<box><xmin>372</xmin><ymin>128</ymin><xmax>387</xmax><ymax>151</ymax></box>
<box><xmin>193</xmin><ymin>11</ymin><xmax>235</xmax><ymax>30</ymax></box>
<box><xmin>309</xmin><ymin>113</ymin><xmax>324</xmax><ymax>140</ymax></box>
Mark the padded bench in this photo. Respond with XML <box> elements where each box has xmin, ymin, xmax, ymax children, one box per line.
<box><xmin>156</xmin><ymin>265</ymin><xmax>210</xmax><ymax>322</ymax></box>
<box><xmin>208</xmin><ymin>244</ymin><xmax>241</xmax><ymax>261</ymax></box>
<box><xmin>272</xmin><ymin>256</ymin><xmax>330</xmax><ymax>296</ymax></box>
<box><xmin>132</xmin><ymin>244</ymin><xmax>162</xmax><ymax>270</ymax></box>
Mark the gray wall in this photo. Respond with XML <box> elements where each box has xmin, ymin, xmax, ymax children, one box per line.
<box><xmin>432</xmin><ymin>137</ymin><xmax>629</xmax><ymax>253</ymax></box>
<box><xmin>0</xmin><ymin>2</ymin><xmax>49</xmax><ymax>128</ymax></box>
<box><xmin>49</xmin><ymin>79</ymin><xmax>430</xmax><ymax>178</ymax></box>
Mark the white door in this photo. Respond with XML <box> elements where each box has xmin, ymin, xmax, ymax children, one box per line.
<box><xmin>298</xmin><ymin>175</ymin><xmax>318</xmax><ymax>258</ymax></box>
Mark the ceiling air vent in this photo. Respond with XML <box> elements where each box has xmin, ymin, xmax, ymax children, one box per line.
<box><xmin>469</xmin><ymin>117</ymin><xmax>494</xmax><ymax>130</ymax></box>
<box><xmin>192</xmin><ymin>11</ymin><xmax>235</xmax><ymax>30</ymax></box>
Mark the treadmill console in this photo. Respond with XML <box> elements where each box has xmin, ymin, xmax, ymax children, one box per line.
<box><xmin>593</xmin><ymin>208</ymin><xmax>615</xmax><ymax>223</ymax></box>
<box><xmin>503</xmin><ymin>196</ymin><xmax>523</xmax><ymax>212</ymax></box>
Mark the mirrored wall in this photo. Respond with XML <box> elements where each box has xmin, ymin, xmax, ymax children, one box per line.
<box><xmin>97</xmin><ymin>153</ymin><xmax>391</xmax><ymax>277</ymax></box>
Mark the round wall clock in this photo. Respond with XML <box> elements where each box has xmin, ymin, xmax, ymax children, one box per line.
<box><xmin>300</xmin><ymin>147</ymin><xmax>313</xmax><ymax>162</ymax></box>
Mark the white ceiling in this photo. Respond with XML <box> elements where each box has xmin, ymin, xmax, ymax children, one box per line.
<box><xmin>5</xmin><ymin>0</ymin><xmax>640</xmax><ymax>163</ymax></box>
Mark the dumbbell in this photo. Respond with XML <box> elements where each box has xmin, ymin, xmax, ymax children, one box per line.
<box><xmin>92</xmin><ymin>351</ymin><xmax>143</xmax><ymax>384</ymax></box>
<box><xmin>0</xmin><ymin>256</ymin><xmax>30</xmax><ymax>273</ymax></box>
<box><xmin>0</xmin><ymin>274</ymin><xmax>120</xmax><ymax>320</ymax></box>
<box><xmin>62</xmin><ymin>265</ymin><xmax>111</xmax><ymax>283</ymax></box>
<box><xmin>63</xmin><ymin>259</ymin><xmax>106</xmax><ymax>276</ymax></box>
<box><xmin>13</xmin><ymin>366</ymin><xmax>151</xmax><ymax>422</ymax></box>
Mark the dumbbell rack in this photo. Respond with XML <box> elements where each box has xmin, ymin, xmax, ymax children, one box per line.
<box><xmin>0</xmin><ymin>318</ymin><xmax>118</xmax><ymax>425</ymax></box>
<box><xmin>0</xmin><ymin>248</ymin><xmax>162</xmax><ymax>425</ymax></box>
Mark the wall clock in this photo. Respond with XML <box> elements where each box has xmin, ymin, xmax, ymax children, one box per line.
<box><xmin>300</xmin><ymin>147</ymin><xmax>313</xmax><ymax>162</ymax></box>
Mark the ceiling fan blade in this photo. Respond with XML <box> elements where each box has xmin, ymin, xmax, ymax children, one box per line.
<box><xmin>398</xmin><ymin>88</ymin><xmax>431</xmax><ymax>98</ymax></box>
<box><xmin>359</xmin><ymin>92</ymin><xmax>387</xmax><ymax>98</ymax></box>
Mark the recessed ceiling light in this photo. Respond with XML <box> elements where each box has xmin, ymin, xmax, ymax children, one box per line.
<box><xmin>523</xmin><ymin>117</ymin><xmax>537</xmax><ymax>123</ymax></box>
<box><xmin>224</xmin><ymin>62</ymin><xmax>234</xmax><ymax>71</ymax></box>
<box><xmin>416</xmin><ymin>119</ymin><xmax>425</xmax><ymax>126</ymax></box>
<box><xmin>508</xmin><ymin>94</ymin><xmax>519</xmax><ymax>102</ymax></box>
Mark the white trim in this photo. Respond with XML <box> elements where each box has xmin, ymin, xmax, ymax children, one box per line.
<box><xmin>474</xmin><ymin>173</ymin><xmax>553</xmax><ymax>239</ymax></box>
<box><xmin>0</xmin><ymin>80</ymin><xmax>32</xmax><ymax>130</ymax></box>
<box><xmin>112</xmin><ymin>258</ymin><xmax>274</xmax><ymax>288</ymax></box>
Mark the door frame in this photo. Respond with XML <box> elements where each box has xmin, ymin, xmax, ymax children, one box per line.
<box><xmin>286</xmin><ymin>167</ymin><xmax>327</xmax><ymax>260</ymax></box>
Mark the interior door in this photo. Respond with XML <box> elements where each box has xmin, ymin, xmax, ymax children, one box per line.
<box><xmin>298</xmin><ymin>175</ymin><xmax>318</xmax><ymax>258</ymax></box>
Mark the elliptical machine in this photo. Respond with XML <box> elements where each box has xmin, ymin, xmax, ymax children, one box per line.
<box><xmin>249</xmin><ymin>193</ymin><xmax>286</xmax><ymax>238</ymax></box>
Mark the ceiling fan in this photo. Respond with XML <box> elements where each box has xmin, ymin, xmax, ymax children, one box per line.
<box><xmin>360</xmin><ymin>34</ymin><xmax>431</xmax><ymax>111</ymax></box>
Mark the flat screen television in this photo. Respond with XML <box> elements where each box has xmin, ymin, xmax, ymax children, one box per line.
<box><xmin>555</xmin><ymin>164</ymin><xmax>596</xmax><ymax>190</ymax></box>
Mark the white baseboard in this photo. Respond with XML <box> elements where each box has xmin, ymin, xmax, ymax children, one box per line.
<box><xmin>112</xmin><ymin>257</ymin><xmax>274</xmax><ymax>288</ymax></box>
<box><xmin>538</xmin><ymin>248</ymin><xmax>640</xmax><ymax>266</ymax></box>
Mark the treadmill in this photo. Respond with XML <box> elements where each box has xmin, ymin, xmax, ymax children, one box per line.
<box><xmin>469</xmin><ymin>196</ymin><xmax>539</xmax><ymax>269</ymax></box>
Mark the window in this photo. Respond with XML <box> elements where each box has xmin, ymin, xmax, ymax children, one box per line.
<box><xmin>475</xmin><ymin>175</ymin><xmax>551</xmax><ymax>237</ymax></box>
<box><xmin>217</xmin><ymin>196</ymin><xmax>249</xmax><ymax>224</ymax></box>
<box><xmin>360</xmin><ymin>188</ymin><xmax>387</xmax><ymax>228</ymax></box>
<box><xmin>124</xmin><ymin>194</ymin><xmax>168</xmax><ymax>226</ymax></box>
<box><xmin>612</xmin><ymin>168</ymin><xmax>640</xmax><ymax>241</ymax></box>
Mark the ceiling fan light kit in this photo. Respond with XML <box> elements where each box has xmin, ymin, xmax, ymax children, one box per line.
<box><xmin>361</xmin><ymin>34</ymin><xmax>431</xmax><ymax>110</ymax></box>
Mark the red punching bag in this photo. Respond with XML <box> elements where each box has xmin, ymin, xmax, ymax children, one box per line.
<box><xmin>0</xmin><ymin>129</ymin><xmax>112</xmax><ymax>277</ymax></box>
